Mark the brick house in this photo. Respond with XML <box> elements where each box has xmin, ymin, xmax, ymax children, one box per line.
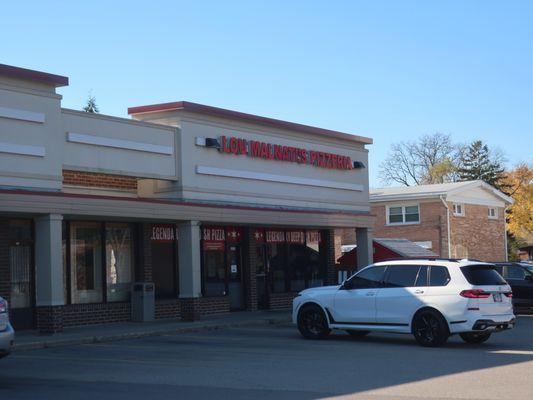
<box><xmin>338</xmin><ymin>181</ymin><xmax>513</xmax><ymax>263</ymax></box>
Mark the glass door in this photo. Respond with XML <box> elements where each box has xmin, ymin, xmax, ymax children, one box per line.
<box><xmin>256</xmin><ymin>244</ymin><xmax>269</xmax><ymax>309</ymax></box>
<box><xmin>9</xmin><ymin>220</ymin><xmax>35</xmax><ymax>330</ymax></box>
<box><xmin>227</xmin><ymin>244</ymin><xmax>244</xmax><ymax>310</ymax></box>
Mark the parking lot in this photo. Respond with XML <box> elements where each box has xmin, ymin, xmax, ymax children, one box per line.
<box><xmin>1</xmin><ymin>316</ymin><xmax>532</xmax><ymax>400</ymax></box>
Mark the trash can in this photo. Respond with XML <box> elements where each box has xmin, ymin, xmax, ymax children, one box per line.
<box><xmin>131</xmin><ymin>282</ymin><xmax>155</xmax><ymax>322</ymax></box>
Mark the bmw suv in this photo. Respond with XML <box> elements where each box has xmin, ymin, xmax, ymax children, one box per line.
<box><xmin>293</xmin><ymin>260</ymin><xmax>516</xmax><ymax>347</ymax></box>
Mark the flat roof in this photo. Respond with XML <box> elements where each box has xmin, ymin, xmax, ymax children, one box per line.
<box><xmin>128</xmin><ymin>101</ymin><xmax>373</xmax><ymax>145</ymax></box>
<box><xmin>0</xmin><ymin>64</ymin><xmax>69</xmax><ymax>87</ymax></box>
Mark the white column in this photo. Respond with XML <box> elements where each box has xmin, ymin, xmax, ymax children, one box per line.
<box><xmin>34</xmin><ymin>214</ymin><xmax>64</xmax><ymax>306</ymax></box>
<box><xmin>177</xmin><ymin>220</ymin><xmax>202</xmax><ymax>298</ymax></box>
<box><xmin>356</xmin><ymin>227</ymin><xmax>373</xmax><ymax>270</ymax></box>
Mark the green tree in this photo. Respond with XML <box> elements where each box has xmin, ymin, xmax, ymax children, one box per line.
<box><xmin>457</xmin><ymin>140</ymin><xmax>507</xmax><ymax>191</ymax></box>
<box><xmin>83</xmin><ymin>94</ymin><xmax>99</xmax><ymax>113</ymax></box>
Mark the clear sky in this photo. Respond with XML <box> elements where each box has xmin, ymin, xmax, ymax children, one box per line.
<box><xmin>2</xmin><ymin>1</ymin><xmax>532</xmax><ymax>187</ymax></box>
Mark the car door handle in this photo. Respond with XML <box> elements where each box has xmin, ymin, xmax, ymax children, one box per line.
<box><xmin>365</xmin><ymin>292</ymin><xmax>376</xmax><ymax>296</ymax></box>
<box><xmin>414</xmin><ymin>289</ymin><xmax>425</xmax><ymax>294</ymax></box>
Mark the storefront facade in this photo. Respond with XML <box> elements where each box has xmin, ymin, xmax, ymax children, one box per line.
<box><xmin>0</xmin><ymin>64</ymin><xmax>374</xmax><ymax>332</ymax></box>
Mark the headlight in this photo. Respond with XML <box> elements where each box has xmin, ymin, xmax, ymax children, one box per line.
<box><xmin>0</xmin><ymin>299</ymin><xmax>7</xmax><ymax>314</ymax></box>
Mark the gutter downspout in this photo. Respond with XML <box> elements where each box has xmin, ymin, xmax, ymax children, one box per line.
<box><xmin>439</xmin><ymin>195</ymin><xmax>452</xmax><ymax>258</ymax></box>
<box><xmin>504</xmin><ymin>205</ymin><xmax>509</xmax><ymax>261</ymax></box>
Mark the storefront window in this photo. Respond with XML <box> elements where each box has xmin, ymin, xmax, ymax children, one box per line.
<box><xmin>269</xmin><ymin>243</ymin><xmax>287</xmax><ymax>293</ymax></box>
<box><xmin>204</xmin><ymin>250</ymin><xmax>226</xmax><ymax>296</ymax></box>
<box><xmin>9</xmin><ymin>220</ymin><xmax>33</xmax><ymax>309</ymax></box>
<box><xmin>70</xmin><ymin>222</ymin><xmax>103</xmax><ymax>304</ymax></box>
<box><xmin>105</xmin><ymin>223</ymin><xmax>133</xmax><ymax>302</ymax></box>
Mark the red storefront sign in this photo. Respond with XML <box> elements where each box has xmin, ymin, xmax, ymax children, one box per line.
<box><xmin>226</xmin><ymin>226</ymin><xmax>242</xmax><ymax>243</ymax></box>
<box><xmin>253</xmin><ymin>228</ymin><xmax>265</xmax><ymax>243</ymax></box>
<box><xmin>306</xmin><ymin>230</ymin><xmax>322</xmax><ymax>244</ymax></box>
<box><xmin>265</xmin><ymin>230</ymin><xmax>286</xmax><ymax>244</ymax></box>
<box><xmin>202</xmin><ymin>226</ymin><xmax>226</xmax><ymax>251</ymax></box>
<box><xmin>286</xmin><ymin>230</ymin><xmax>305</xmax><ymax>245</ymax></box>
<box><xmin>219</xmin><ymin>135</ymin><xmax>354</xmax><ymax>171</ymax></box>
<box><xmin>150</xmin><ymin>224</ymin><xmax>177</xmax><ymax>242</ymax></box>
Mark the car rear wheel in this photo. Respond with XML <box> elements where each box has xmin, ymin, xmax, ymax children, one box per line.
<box><xmin>297</xmin><ymin>305</ymin><xmax>330</xmax><ymax>340</ymax></box>
<box><xmin>460</xmin><ymin>332</ymin><xmax>492</xmax><ymax>344</ymax></box>
<box><xmin>346</xmin><ymin>330</ymin><xmax>370</xmax><ymax>338</ymax></box>
<box><xmin>412</xmin><ymin>309</ymin><xmax>449</xmax><ymax>347</ymax></box>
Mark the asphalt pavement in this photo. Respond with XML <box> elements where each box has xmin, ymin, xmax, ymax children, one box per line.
<box><xmin>1</xmin><ymin>316</ymin><xmax>532</xmax><ymax>400</ymax></box>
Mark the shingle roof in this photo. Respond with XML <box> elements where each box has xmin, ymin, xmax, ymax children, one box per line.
<box><xmin>374</xmin><ymin>238</ymin><xmax>438</xmax><ymax>258</ymax></box>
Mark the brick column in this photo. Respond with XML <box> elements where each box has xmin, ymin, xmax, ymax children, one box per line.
<box><xmin>243</xmin><ymin>228</ymin><xmax>258</xmax><ymax>312</ymax></box>
<box><xmin>138</xmin><ymin>223</ymin><xmax>153</xmax><ymax>283</ymax></box>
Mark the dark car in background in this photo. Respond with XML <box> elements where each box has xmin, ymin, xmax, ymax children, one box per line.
<box><xmin>494</xmin><ymin>262</ymin><xmax>533</xmax><ymax>312</ymax></box>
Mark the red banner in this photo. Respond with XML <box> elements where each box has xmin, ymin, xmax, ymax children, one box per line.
<box><xmin>286</xmin><ymin>230</ymin><xmax>305</xmax><ymax>244</ymax></box>
<box><xmin>150</xmin><ymin>224</ymin><xmax>177</xmax><ymax>242</ymax></box>
<box><xmin>265</xmin><ymin>230</ymin><xmax>286</xmax><ymax>244</ymax></box>
<box><xmin>202</xmin><ymin>226</ymin><xmax>226</xmax><ymax>251</ymax></box>
<box><xmin>306</xmin><ymin>230</ymin><xmax>322</xmax><ymax>245</ymax></box>
<box><xmin>226</xmin><ymin>226</ymin><xmax>242</xmax><ymax>243</ymax></box>
<box><xmin>253</xmin><ymin>229</ymin><xmax>265</xmax><ymax>243</ymax></box>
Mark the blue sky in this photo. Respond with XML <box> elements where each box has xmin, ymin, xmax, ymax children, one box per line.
<box><xmin>2</xmin><ymin>1</ymin><xmax>532</xmax><ymax>187</ymax></box>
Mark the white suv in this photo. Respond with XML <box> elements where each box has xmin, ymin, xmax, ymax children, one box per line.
<box><xmin>293</xmin><ymin>259</ymin><xmax>516</xmax><ymax>346</ymax></box>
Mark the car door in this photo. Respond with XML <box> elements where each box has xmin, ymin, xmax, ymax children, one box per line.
<box><xmin>504</xmin><ymin>265</ymin><xmax>528</xmax><ymax>303</ymax></box>
<box><xmin>332</xmin><ymin>266</ymin><xmax>387</xmax><ymax>324</ymax></box>
<box><xmin>376</xmin><ymin>265</ymin><xmax>428</xmax><ymax>325</ymax></box>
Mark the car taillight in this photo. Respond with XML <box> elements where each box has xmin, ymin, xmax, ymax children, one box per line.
<box><xmin>460</xmin><ymin>289</ymin><xmax>491</xmax><ymax>298</ymax></box>
<box><xmin>504</xmin><ymin>292</ymin><xmax>513</xmax><ymax>298</ymax></box>
<box><xmin>0</xmin><ymin>299</ymin><xmax>6</xmax><ymax>313</ymax></box>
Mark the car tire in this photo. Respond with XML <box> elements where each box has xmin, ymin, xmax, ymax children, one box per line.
<box><xmin>346</xmin><ymin>330</ymin><xmax>370</xmax><ymax>338</ymax></box>
<box><xmin>412</xmin><ymin>309</ymin><xmax>449</xmax><ymax>347</ymax></box>
<box><xmin>459</xmin><ymin>332</ymin><xmax>492</xmax><ymax>344</ymax></box>
<box><xmin>297</xmin><ymin>304</ymin><xmax>330</xmax><ymax>340</ymax></box>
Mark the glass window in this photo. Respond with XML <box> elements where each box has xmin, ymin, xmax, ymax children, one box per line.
<box><xmin>288</xmin><ymin>244</ymin><xmax>307</xmax><ymax>292</ymax></box>
<box><xmin>461</xmin><ymin>265</ymin><xmax>506</xmax><ymax>285</ymax></box>
<box><xmin>348</xmin><ymin>266</ymin><xmax>387</xmax><ymax>289</ymax></box>
<box><xmin>429</xmin><ymin>266</ymin><xmax>451</xmax><ymax>286</ymax></box>
<box><xmin>488</xmin><ymin>207</ymin><xmax>497</xmax><ymax>219</ymax></box>
<box><xmin>70</xmin><ymin>222</ymin><xmax>103</xmax><ymax>304</ymax></box>
<box><xmin>453</xmin><ymin>203</ymin><xmax>464</xmax><ymax>216</ymax></box>
<box><xmin>269</xmin><ymin>243</ymin><xmax>287</xmax><ymax>293</ymax></box>
<box><xmin>505</xmin><ymin>266</ymin><xmax>526</xmax><ymax>280</ymax></box>
<box><xmin>307</xmin><ymin>240</ymin><xmax>325</xmax><ymax>288</ymax></box>
<box><xmin>385</xmin><ymin>265</ymin><xmax>420</xmax><ymax>288</ymax></box>
<box><xmin>203</xmin><ymin>250</ymin><xmax>226</xmax><ymax>296</ymax></box>
<box><xmin>415</xmin><ymin>266</ymin><xmax>428</xmax><ymax>286</ymax></box>
<box><xmin>388</xmin><ymin>205</ymin><xmax>419</xmax><ymax>224</ymax></box>
<box><xmin>105</xmin><ymin>223</ymin><xmax>133</xmax><ymax>302</ymax></box>
<box><xmin>9</xmin><ymin>220</ymin><xmax>33</xmax><ymax>309</ymax></box>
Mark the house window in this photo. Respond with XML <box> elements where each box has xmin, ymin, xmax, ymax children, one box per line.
<box><xmin>453</xmin><ymin>203</ymin><xmax>465</xmax><ymax>216</ymax></box>
<box><xmin>387</xmin><ymin>205</ymin><xmax>420</xmax><ymax>225</ymax></box>
<box><xmin>488</xmin><ymin>207</ymin><xmax>498</xmax><ymax>219</ymax></box>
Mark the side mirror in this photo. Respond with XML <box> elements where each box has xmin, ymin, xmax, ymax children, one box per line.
<box><xmin>525</xmin><ymin>275</ymin><xmax>533</xmax><ymax>282</ymax></box>
<box><xmin>341</xmin><ymin>280</ymin><xmax>353</xmax><ymax>290</ymax></box>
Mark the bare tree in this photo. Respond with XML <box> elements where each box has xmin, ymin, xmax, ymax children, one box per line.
<box><xmin>379</xmin><ymin>133</ymin><xmax>461</xmax><ymax>186</ymax></box>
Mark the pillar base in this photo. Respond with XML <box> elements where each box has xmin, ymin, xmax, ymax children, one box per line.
<box><xmin>180</xmin><ymin>298</ymin><xmax>201</xmax><ymax>321</ymax></box>
<box><xmin>36</xmin><ymin>306</ymin><xmax>64</xmax><ymax>334</ymax></box>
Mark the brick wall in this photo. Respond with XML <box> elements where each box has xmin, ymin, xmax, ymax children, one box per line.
<box><xmin>450</xmin><ymin>203</ymin><xmax>506</xmax><ymax>261</ymax></box>
<box><xmin>268</xmin><ymin>292</ymin><xmax>296</xmax><ymax>310</ymax></box>
<box><xmin>155</xmin><ymin>299</ymin><xmax>181</xmax><ymax>319</ymax></box>
<box><xmin>63</xmin><ymin>170</ymin><xmax>137</xmax><ymax>190</ymax></box>
<box><xmin>243</xmin><ymin>228</ymin><xmax>258</xmax><ymax>312</ymax></box>
<box><xmin>61</xmin><ymin>302</ymin><xmax>131</xmax><ymax>327</ymax></box>
<box><xmin>324</xmin><ymin>229</ymin><xmax>337</xmax><ymax>285</ymax></box>
<box><xmin>370</xmin><ymin>201</ymin><xmax>447</xmax><ymax>257</ymax></box>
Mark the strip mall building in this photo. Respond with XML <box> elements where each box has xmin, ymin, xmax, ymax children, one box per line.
<box><xmin>0</xmin><ymin>64</ymin><xmax>374</xmax><ymax>332</ymax></box>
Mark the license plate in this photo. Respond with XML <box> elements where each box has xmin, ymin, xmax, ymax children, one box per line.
<box><xmin>493</xmin><ymin>293</ymin><xmax>502</xmax><ymax>302</ymax></box>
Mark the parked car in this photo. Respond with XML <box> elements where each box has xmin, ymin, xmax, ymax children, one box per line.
<box><xmin>493</xmin><ymin>262</ymin><xmax>533</xmax><ymax>311</ymax></box>
<box><xmin>0</xmin><ymin>296</ymin><xmax>15</xmax><ymax>358</ymax></box>
<box><xmin>293</xmin><ymin>259</ymin><xmax>515</xmax><ymax>347</ymax></box>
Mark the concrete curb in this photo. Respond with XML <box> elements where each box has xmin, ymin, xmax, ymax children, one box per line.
<box><xmin>13</xmin><ymin>315</ymin><xmax>291</xmax><ymax>352</ymax></box>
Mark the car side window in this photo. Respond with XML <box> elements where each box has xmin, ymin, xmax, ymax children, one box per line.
<box><xmin>429</xmin><ymin>266</ymin><xmax>450</xmax><ymax>286</ymax></box>
<box><xmin>347</xmin><ymin>266</ymin><xmax>387</xmax><ymax>289</ymax></box>
<box><xmin>414</xmin><ymin>266</ymin><xmax>428</xmax><ymax>287</ymax></box>
<box><xmin>505</xmin><ymin>266</ymin><xmax>526</xmax><ymax>280</ymax></box>
<box><xmin>385</xmin><ymin>265</ymin><xmax>420</xmax><ymax>288</ymax></box>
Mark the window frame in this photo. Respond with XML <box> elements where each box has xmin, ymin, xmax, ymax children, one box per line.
<box><xmin>428</xmin><ymin>265</ymin><xmax>451</xmax><ymax>287</ymax></box>
<box><xmin>383</xmin><ymin>265</ymin><xmax>423</xmax><ymax>288</ymax></box>
<box><xmin>488</xmin><ymin>207</ymin><xmax>498</xmax><ymax>219</ymax></box>
<box><xmin>386</xmin><ymin>204</ymin><xmax>420</xmax><ymax>226</ymax></box>
<box><xmin>452</xmin><ymin>203</ymin><xmax>465</xmax><ymax>217</ymax></box>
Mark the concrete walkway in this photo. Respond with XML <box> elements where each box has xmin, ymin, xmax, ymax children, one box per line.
<box><xmin>13</xmin><ymin>310</ymin><xmax>291</xmax><ymax>352</ymax></box>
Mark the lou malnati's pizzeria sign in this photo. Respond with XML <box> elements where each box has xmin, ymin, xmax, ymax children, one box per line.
<box><xmin>219</xmin><ymin>135</ymin><xmax>354</xmax><ymax>170</ymax></box>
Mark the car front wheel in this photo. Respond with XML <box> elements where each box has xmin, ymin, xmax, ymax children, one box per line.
<box><xmin>297</xmin><ymin>305</ymin><xmax>330</xmax><ymax>340</ymax></box>
<box><xmin>460</xmin><ymin>332</ymin><xmax>492</xmax><ymax>344</ymax></box>
<box><xmin>412</xmin><ymin>309</ymin><xmax>449</xmax><ymax>347</ymax></box>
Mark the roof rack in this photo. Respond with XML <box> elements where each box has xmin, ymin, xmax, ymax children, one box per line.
<box><xmin>378</xmin><ymin>257</ymin><xmax>485</xmax><ymax>263</ymax></box>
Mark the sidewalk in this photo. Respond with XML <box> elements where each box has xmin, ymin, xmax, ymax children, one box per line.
<box><xmin>13</xmin><ymin>310</ymin><xmax>292</xmax><ymax>352</ymax></box>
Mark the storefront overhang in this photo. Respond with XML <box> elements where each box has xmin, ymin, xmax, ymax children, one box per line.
<box><xmin>0</xmin><ymin>189</ymin><xmax>375</xmax><ymax>228</ymax></box>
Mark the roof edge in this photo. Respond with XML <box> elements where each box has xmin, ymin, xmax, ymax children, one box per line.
<box><xmin>0</xmin><ymin>64</ymin><xmax>69</xmax><ymax>87</ymax></box>
<box><xmin>128</xmin><ymin>101</ymin><xmax>373</xmax><ymax>145</ymax></box>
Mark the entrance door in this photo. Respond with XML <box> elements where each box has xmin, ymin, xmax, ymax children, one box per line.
<box><xmin>255</xmin><ymin>245</ymin><xmax>269</xmax><ymax>310</ymax></box>
<box><xmin>227</xmin><ymin>245</ymin><xmax>244</xmax><ymax>310</ymax></box>
<box><xmin>9</xmin><ymin>220</ymin><xmax>35</xmax><ymax>330</ymax></box>
<box><xmin>151</xmin><ymin>242</ymin><xmax>177</xmax><ymax>299</ymax></box>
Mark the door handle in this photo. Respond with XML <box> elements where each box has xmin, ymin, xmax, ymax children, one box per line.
<box><xmin>365</xmin><ymin>292</ymin><xmax>376</xmax><ymax>296</ymax></box>
<box><xmin>414</xmin><ymin>289</ymin><xmax>425</xmax><ymax>294</ymax></box>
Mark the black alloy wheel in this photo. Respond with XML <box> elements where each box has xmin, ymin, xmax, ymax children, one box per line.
<box><xmin>346</xmin><ymin>330</ymin><xmax>370</xmax><ymax>338</ymax></box>
<box><xmin>460</xmin><ymin>331</ymin><xmax>492</xmax><ymax>344</ymax></box>
<box><xmin>412</xmin><ymin>310</ymin><xmax>449</xmax><ymax>347</ymax></box>
<box><xmin>297</xmin><ymin>305</ymin><xmax>330</xmax><ymax>340</ymax></box>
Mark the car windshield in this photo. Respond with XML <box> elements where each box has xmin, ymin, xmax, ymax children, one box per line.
<box><xmin>461</xmin><ymin>264</ymin><xmax>507</xmax><ymax>285</ymax></box>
